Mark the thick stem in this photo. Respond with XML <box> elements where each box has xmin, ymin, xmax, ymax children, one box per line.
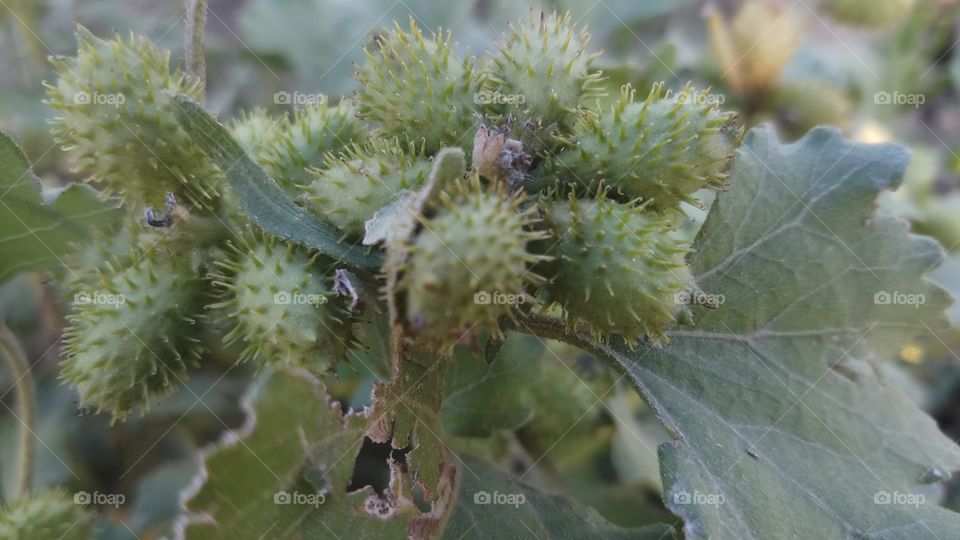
<box><xmin>0</xmin><ymin>323</ymin><xmax>36</xmax><ymax>498</ymax></box>
<box><xmin>185</xmin><ymin>0</ymin><xmax>208</xmax><ymax>95</ymax></box>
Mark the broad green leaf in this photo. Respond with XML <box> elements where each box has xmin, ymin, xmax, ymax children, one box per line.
<box><xmin>443</xmin><ymin>455</ymin><xmax>676</xmax><ymax>539</ymax></box>
<box><xmin>0</xmin><ymin>131</ymin><xmax>122</xmax><ymax>284</ymax></box>
<box><xmin>170</xmin><ymin>96</ymin><xmax>383</xmax><ymax>270</ymax></box>
<box><xmin>175</xmin><ymin>368</ymin><xmax>435</xmax><ymax>539</ymax></box>
<box><xmin>542</xmin><ymin>126</ymin><xmax>960</xmax><ymax>539</ymax></box>
<box><xmin>442</xmin><ymin>335</ymin><xmax>544</xmax><ymax>437</ymax></box>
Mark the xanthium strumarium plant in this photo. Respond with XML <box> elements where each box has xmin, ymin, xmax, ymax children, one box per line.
<box><xmin>47</xmin><ymin>12</ymin><xmax>736</xmax><ymax>421</ymax></box>
<box><xmin>4</xmin><ymin>6</ymin><xmax>958</xmax><ymax>540</ymax></box>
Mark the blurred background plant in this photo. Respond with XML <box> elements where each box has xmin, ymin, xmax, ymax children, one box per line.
<box><xmin>2</xmin><ymin>0</ymin><xmax>960</xmax><ymax>536</ymax></box>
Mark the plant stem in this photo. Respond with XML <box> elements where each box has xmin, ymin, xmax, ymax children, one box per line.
<box><xmin>185</xmin><ymin>0</ymin><xmax>208</xmax><ymax>95</ymax></box>
<box><xmin>0</xmin><ymin>323</ymin><xmax>36</xmax><ymax>498</ymax></box>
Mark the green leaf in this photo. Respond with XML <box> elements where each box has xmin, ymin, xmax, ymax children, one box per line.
<box><xmin>442</xmin><ymin>335</ymin><xmax>544</xmax><ymax>437</ymax></box>
<box><xmin>543</xmin><ymin>126</ymin><xmax>960</xmax><ymax>539</ymax></box>
<box><xmin>444</xmin><ymin>455</ymin><xmax>676</xmax><ymax>539</ymax></box>
<box><xmin>368</xmin><ymin>341</ymin><xmax>452</xmax><ymax>499</ymax></box>
<box><xmin>176</xmin><ymin>368</ymin><xmax>436</xmax><ymax>539</ymax></box>
<box><xmin>0</xmin><ymin>131</ymin><xmax>122</xmax><ymax>284</ymax></box>
<box><xmin>170</xmin><ymin>96</ymin><xmax>383</xmax><ymax>270</ymax></box>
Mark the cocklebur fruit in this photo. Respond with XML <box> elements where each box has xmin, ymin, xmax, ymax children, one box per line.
<box><xmin>485</xmin><ymin>11</ymin><xmax>603</xmax><ymax>133</ymax></box>
<box><xmin>832</xmin><ymin>0</ymin><xmax>914</xmax><ymax>28</ymax></box>
<box><xmin>228</xmin><ymin>108</ymin><xmax>285</xmax><ymax>166</ymax></box>
<box><xmin>262</xmin><ymin>99</ymin><xmax>368</xmax><ymax>191</ymax></box>
<box><xmin>61</xmin><ymin>241</ymin><xmax>207</xmax><ymax>421</ymax></box>
<box><xmin>46</xmin><ymin>26</ymin><xmax>222</xmax><ymax>210</ymax></box>
<box><xmin>211</xmin><ymin>230</ymin><xmax>352</xmax><ymax>372</ymax></box>
<box><xmin>536</xmin><ymin>196</ymin><xmax>691</xmax><ymax>343</ymax></box>
<box><xmin>549</xmin><ymin>83</ymin><xmax>740</xmax><ymax>211</ymax></box>
<box><xmin>707</xmin><ymin>0</ymin><xmax>802</xmax><ymax>94</ymax></box>
<box><xmin>0</xmin><ymin>490</ymin><xmax>93</xmax><ymax>540</ymax></box>
<box><xmin>355</xmin><ymin>19</ymin><xmax>481</xmax><ymax>155</ymax></box>
<box><xmin>300</xmin><ymin>139</ymin><xmax>431</xmax><ymax>238</ymax></box>
<box><xmin>400</xmin><ymin>178</ymin><xmax>548</xmax><ymax>338</ymax></box>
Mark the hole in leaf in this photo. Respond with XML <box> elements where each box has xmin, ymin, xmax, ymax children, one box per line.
<box><xmin>346</xmin><ymin>437</ymin><xmax>411</xmax><ymax>495</ymax></box>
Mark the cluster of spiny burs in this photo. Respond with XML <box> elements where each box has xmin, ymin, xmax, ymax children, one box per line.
<box><xmin>47</xmin><ymin>12</ymin><xmax>740</xmax><ymax>424</ymax></box>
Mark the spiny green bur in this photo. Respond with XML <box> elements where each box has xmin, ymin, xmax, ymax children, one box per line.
<box><xmin>356</xmin><ymin>19</ymin><xmax>481</xmax><ymax>155</ymax></box>
<box><xmin>538</xmin><ymin>196</ymin><xmax>691</xmax><ymax>342</ymax></box>
<box><xmin>263</xmin><ymin>99</ymin><xmax>368</xmax><ymax>191</ymax></box>
<box><xmin>401</xmin><ymin>180</ymin><xmax>547</xmax><ymax>338</ymax></box>
<box><xmin>301</xmin><ymin>139</ymin><xmax>430</xmax><ymax>238</ymax></box>
<box><xmin>0</xmin><ymin>490</ymin><xmax>93</xmax><ymax>540</ymax></box>
<box><xmin>61</xmin><ymin>244</ymin><xmax>206</xmax><ymax>421</ymax></box>
<box><xmin>213</xmin><ymin>231</ymin><xmax>351</xmax><ymax>372</ymax></box>
<box><xmin>486</xmin><ymin>10</ymin><xmax>603</xmax><ymax>132</ymax></box>
<box><xmin>228</xmin><ymin>108</ymin><xmax>285</xmax><ymax>165</ymax></box>
<box><xmin>46</xmin><ymin>26</ymin><xmax>221</xmax><ymax>210</ymax></box>
<box><xmin>550</xmin><ymin>83</ymin><xmax>740</xmax><ymax>211</ymax></box>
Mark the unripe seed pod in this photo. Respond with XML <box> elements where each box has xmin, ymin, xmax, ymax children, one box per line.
<box><xmin>262</xmin><ymin>99</ymin><xmax>368</xmax><ymax>191</ymax></box>
<box><xmin>211</xmin><ymin>230</ymin><xmax>353</xmax><ymax>373</ymax></box>
<box><xmin>300</xmin><ymin>139</ymin><xmax>431</xmax><ymax>238</ymax></box>
<box><xmin>356</xmin><ymin>19</ymin><xmax>482</xmax><ymax>156</ymax></box>
<box><xmin>62</xmin><ymin>240</ymin><xmax>207</xmax><ymax>421</ymax></box>
<box><xmin>228</xmin><ymin>108</ymin><xmax>285</xmax><ymax>166</ymax></box>
<box><xmin>536</xmin><ymin>196</ymin><xmax>691</xmax><ymax>343</ymax></box>
<box><xmin>400</xmin><ymin>179</ymin><xmax>549</xmax><ymax>338</ymax></box>
<box><xmin>549</xmin><ymin>83</ymin><xmax>740</xmax><ymax>212</ymax></box>
<box><xmin>46</xmin><ymin>26</ymin><xmax>222</xmax><ymax>210</ymax></box>
<box><xmin>486</xmin><ymin>10</ymin><xmax>604</xmax><ymax>133</ymax></box>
